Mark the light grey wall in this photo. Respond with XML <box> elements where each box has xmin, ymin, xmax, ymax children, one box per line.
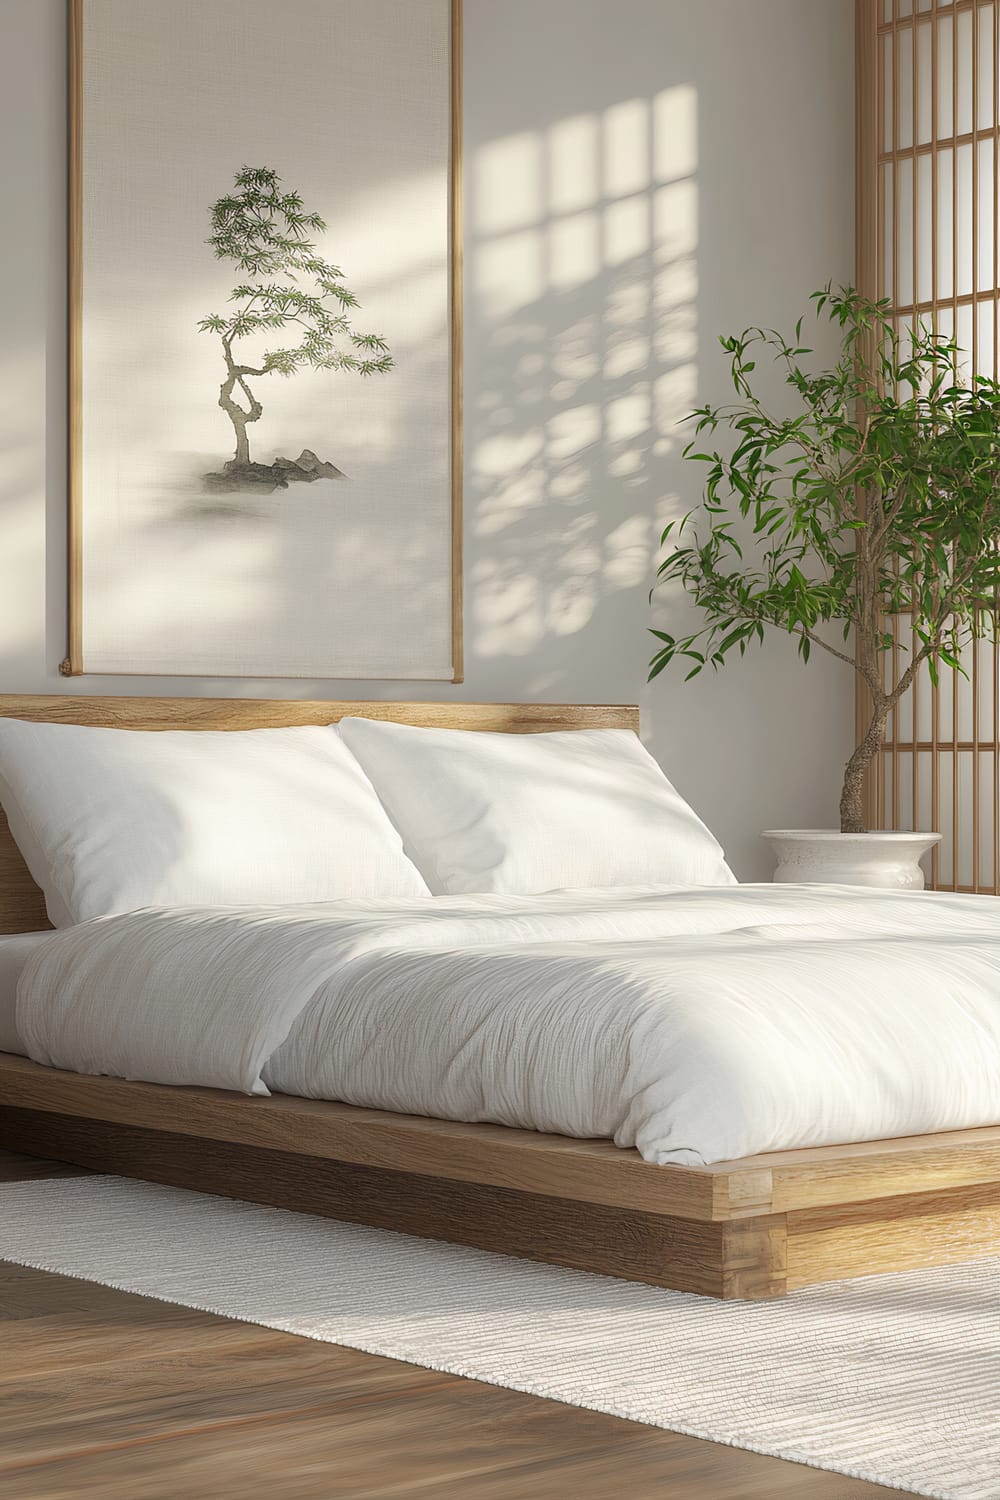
<box><xmin>0</xmin><ymin>0</ymin><xmax>855</xmax><ymax>879</ymax></box>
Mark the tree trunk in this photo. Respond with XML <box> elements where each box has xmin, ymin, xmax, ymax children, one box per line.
<box><xmin>231</xmin><ymin>412</ymin><xmax>251</xmax><ymax>466</ymax></box>
<box><xmin>218</xmin><ymin>343</ymin><xmax>262</xmax><ymax>466</ymax></box>
<box><xmin>839</xmin><ymin>702</ymin><xmax>888</xmax><ymax>834</ymax></box>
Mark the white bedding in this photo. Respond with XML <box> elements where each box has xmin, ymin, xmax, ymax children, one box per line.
<box><xmin>16</xmin><ymin>883</ymin><xmax>1000</xmax><ymax>1165</ymax></box>
<box><xmin>0</xmin><ymin>932</ymin><xmax>54</xmax><ymax>1055</ymax></box>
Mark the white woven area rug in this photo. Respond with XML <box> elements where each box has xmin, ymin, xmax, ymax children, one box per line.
<box><xmin>0</xmin><ymin>1176</ymin><xmax>997</xmax><ymax>1500</ymax></box>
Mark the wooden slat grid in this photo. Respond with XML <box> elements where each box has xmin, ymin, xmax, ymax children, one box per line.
<box><xmin>860</xmin><ymin>0</ymin><xmax>1000</xmax><ymax>890</ymax></box>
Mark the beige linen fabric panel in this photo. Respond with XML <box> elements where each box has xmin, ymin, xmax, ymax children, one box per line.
<box><xmin>79</xmin><ymin>0</ymin><xmax>452</xmax><ymax>677</ymax></box>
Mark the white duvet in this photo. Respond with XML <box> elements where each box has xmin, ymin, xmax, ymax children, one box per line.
<box><xmin>16</xmin><ymin>883</ymin><xmax>1000</xmax><ymax>1165</ymax></box>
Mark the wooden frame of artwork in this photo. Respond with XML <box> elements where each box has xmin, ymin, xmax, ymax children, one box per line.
<box><xmin>64</xmin><ymin>0</ymin><xmax>464</xmax><ymax>682</ymax></box>
<box><xmin>1</xmin><ymin>693</ymin><xmax>999</xmax><ymax>1300</ymax></box>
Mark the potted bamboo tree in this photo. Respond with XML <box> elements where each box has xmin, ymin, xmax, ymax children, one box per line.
<box><xmin>650</xmin><ymin>286</ymin><xmax>1000</xmax><ymax>887</ymax></box>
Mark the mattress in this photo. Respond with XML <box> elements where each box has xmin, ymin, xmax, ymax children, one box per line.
<box><xmin>16</xmin><ymin>883</ymin><xmax>1000</xmax><ymax>1165</ymax></box>
<box><xmin>0</xmin><ymin>932</ymin><xmax>55</xmax><ymax>1055</ymax></box>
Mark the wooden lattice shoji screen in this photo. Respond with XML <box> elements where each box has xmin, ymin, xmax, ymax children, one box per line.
<box><xmin>858</xmin><ymin>0</ymin><xmax>1000</xmax><ymax>890</ymax></box>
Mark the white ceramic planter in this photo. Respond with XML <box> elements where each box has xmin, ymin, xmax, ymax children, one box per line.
<box><xmin>762</xmin><ymin>829</ymin><xmax>942</xmax><ymax>890</ymax></box>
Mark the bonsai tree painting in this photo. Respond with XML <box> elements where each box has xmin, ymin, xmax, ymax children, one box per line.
<box><xmin>198</xmin><ymin>166</ymin><xmax>393</xmax><ymax>491</ymax></box>
<box><xmin>649</xmin><ymin>286</ymin><xmax>1000</xmax><ymax>834</ymax></box>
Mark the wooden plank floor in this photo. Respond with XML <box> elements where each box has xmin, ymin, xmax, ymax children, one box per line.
<box><xmin>0</xmin><ymin>1151</ymin><xmax>920</xmax><ymax>1500</ymax></box>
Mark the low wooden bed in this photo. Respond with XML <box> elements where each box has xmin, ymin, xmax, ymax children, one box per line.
<box><xmin>0</xmin><ymin>693</ymin><xmax>998</xmax><ymax>1301</ymax></box>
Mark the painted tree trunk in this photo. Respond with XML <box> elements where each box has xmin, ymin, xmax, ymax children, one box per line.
<box><xmin>218</xmin><ymin>344</ymin><xmax>263</xmax><ymax>467</ymax></box>
<box><xmin>229</xmin><ymin>413</ymin><xmax>251</xmax><ymax>466</ymax></box>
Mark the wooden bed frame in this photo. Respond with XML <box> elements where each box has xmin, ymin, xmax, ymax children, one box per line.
<box><xmin>0</xmin><ymin>693</ymin><xmax>999</xmax><ymax>1301</ymax></box>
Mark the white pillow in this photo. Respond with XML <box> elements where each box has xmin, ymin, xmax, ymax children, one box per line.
<box><xmin>337</xmin><ymin>718</ymin><xmax>736</xmax><ymax>895</ymax></box>
<box><xmin>0</xmin><ymin>720</ymin><xmax>428</xmax><ymax>926</ymax></box>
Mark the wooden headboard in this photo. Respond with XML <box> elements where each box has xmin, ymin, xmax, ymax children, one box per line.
<box><xmin>0</xmin><ymin>695</ymin><xmax>639</xmax><ymax>935</ymax></box>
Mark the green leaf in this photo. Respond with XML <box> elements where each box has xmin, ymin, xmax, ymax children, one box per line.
<box><xmin>200</xmin><ymin>166</ymin><xmax>394</xmax><ymax>396</ymax></box>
